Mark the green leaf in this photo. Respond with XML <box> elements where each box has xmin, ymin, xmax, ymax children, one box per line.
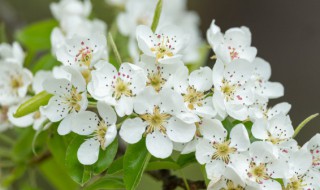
<box><xmin>293</xmin><ymin>113</ymin><xmax>319</xmax><ymax>138</ymax></box>
<box><xmin>39</xmin><ymin>158</ymin><xmax>78</xmax><ymax>190</ymax></box>
<box><xmin>146</xmin><ymin>160</ymin><xmax>180</xmax><ymax>171</ymax></box>
<box><xmin>177</xmin><ymin>152</ymin><xmax>197</xmax><ymax>168</ymax></box>
<box><xmin>1</xmin><ymin>164</ymin><xmax>27</xmax><ymax>187</ymax></box>
<box><xmin>14</xmin><ymin>91</ymin><xmax>53</xmax><ymax>118</ymax></box>
<box><xmin>47</xmin><ymin>124</ymin><xmax>68</xmax><ymax>168</ymax></box>
<box><xmin>16</xmin><ymin>19</ymin><xmax>58</xmax><ymax>51</ymax></box>
<box><xmin>123</xmin><ymin>138</ymin><xmax>151</xmax><ymax>190</ymax></box>
<box><xmin>32</xmin><ymin>54</ymin><xmax>61</xmax><ymax>74</ymax></box>
<box><xmin>84</xmin><ymin>177</ymin><xmax>125</xmax><ymax>190</ymax></box>
<box><xmin>65</xmin><ymin>136</ymin><xmax>92</xmax><ymax>186</ymax></box>
<box><xmin>11</xmin><ymin>128</ymin><xmax>35</xmax><ymax>162</ymax></box>
<box><xmin>151</xmin><ymin>0</ymin><xmax>163</xmax><ymax>32</ymax></box>
<box><xmin>92</xmin><ymin>138</ymin><xmax>118</xmax><ymax>174</ymax></box>
<box><xmin>107</xmin><ymin>156</ymin><xmax>124</xmax><ymax>175</ymax></box>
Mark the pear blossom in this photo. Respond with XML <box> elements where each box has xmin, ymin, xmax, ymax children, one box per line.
<box><xmin>137</xmin><ymin>55</ymin><xmax>184</xmax><ymax>92</ymax></box>
<box><xmin>0</xmin><ymin>63</ymin><xmax>33</xmax><ymax>106</ymax></box>
<box><xmin>282</xmin><ymin>149</ymin><xmax>320</xmax><ymax>190</ymax></box>
<box><xmin>196</xmin><ymin>123</ymin><xmax>250</xmax><ymax>181</ymax></box>
<box><xmin>223</xmin><ymin>142</ymin><xmax>286</xmax><ymax>189</ymax></box>
<box><xmin>136</xmin><ymin>25</ymin><xmax>189</xmax><ymax>64</ymax></box>
<box><xmin>249</xmin><ymin>102</ymin><xmax>291</xmax><ymax>122</ymax></box>
<box><xmin>207</xmin><ymin>177</ymin><xmax>246</xmax><ymax>190</ymax></box>
<box><xmin>40</xmin><ymin>66</ymin><xmax>88</xmax><ymax>135</ymax></box>
<box><xmin>56</xmin><ymin>34</ymin><xmax>108</xmax><ymax>69</ymax></box>
<box><xmin>212</xmin><ymin>59</ymin><xmax>254</xmax><ymax>121</ymax></box>
<box><xmin>0</xmin><ymin>42</ymin><xmax>25</xmax><ymax>66</ymax></box>
<box><xmin>174</xmin><ymin>66</ymin><xmax>216</xmax><ymax>118</ymax></box>
<box><xmin>120</xmin><ymin>87</ymin><xmax>198</xmax><ymax>158</ymax></box>
<box><xmin>207</xmin><ymin>20</ymin><xmax>257</xmax><ymax>63</ymax></box>
<box><xmin>50</xmin><ymin>0</ymin><xmax>92</xmax><ymax>21</ymax></box>
<box><xmin>88</xmin><ymin>61</ymin><xmax>146</xmax><ymax>117</ymax></box>
<box><xmin>71</xmin><ymin>101</ymin><xmax>117</xmax><ymax>165</ymax></box>
<box><xmin>251</xmin><ymin>114</ymin><xmax>297</xmax><ymax>155</ymax></box>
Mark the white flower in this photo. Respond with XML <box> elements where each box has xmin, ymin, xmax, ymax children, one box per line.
<box><xmin>50</xmin><ymin>0</ymin><xmax>92</xmax><ymax>21</ymax></box>
<box><xmin>70</xmin><ymin>101</ymin><xmax>117</xmax><ymax>165</ymax></box>
<box><xmin>212</xmin><ymin>59</ymin><xmax>254</xmax><ymax>121</ymax></box>
<box><xmin>0</xmin><ymin>42</ymin><xmax>25</xmax><ymax>66</ymax></box>
<box><xmin>207</xmin><ymin>20</ymin><xmax>257</xmax><ymax>63</ymax></box>
<box><xmin>136</xmin><ymin>25</ymin><xmax>189</xmax><ymax>64</ymax></box>
<box><xmin>40</xmin><ymin>66</ymin><xmax>88</xmax><ymax>134</ymax></box>
<box><xmin>137</xmin><ymin>55</ymin><xmax>184</xmax><ymax>92</ymax></box>
<box><xmin>251</xmin><ymin>114</ymin><xmax>296</xmax><ymax>154</ymax></box>
<box><xmin>51</xmin><ymin>17</ymin><xmax>107</xmax><ymax>55</ymax></box>
<box><xmin>250</xmin><ymin>57</ymin><xmax>284</xmax><ymax>101</ymax></box>
<box><xmin>56</xmin><ymin>34</ymin><xmax>108</xmax><ymax>69</ymax></box>
<box><xmin>207</xmin><ymin>177</ymin><xmax>246</xmax><ymax>190</ymax></box>
<box><xmin>88</xmin><ymin>61</ymin><xmax>146</xmax><ymax>117</ymax></box>
<box><xmin>120</xmin><ymin>87</ymin><xmax>198</xmax><ymax>158</ymax></box>
<box><xmin>0</xmin><ymin>63</ymin><xmax>33</xmax><ymax>106</ymax></box>
<box><xmin>282</xmin><ymin>149</ymin><xmax>320</xmax><ymax>190</ymax></box>
<box><xmin>224</xmin><ymin>142</ymin><xmax>286</xmax><ymax>189</ymax></box>
<box><xmin>174</xmin><ymin>66</ymin><xmax>216</xmax><ymax>118</ymax></box>
<box><xmin>196</xmin><ymin>123</ymin><xmax>250</xmax><ymax>181</ymax></box>
<box><xmin>303</xmin><ymin>134</ymin><xmax>320</xmax><ymax>171</ymax></box>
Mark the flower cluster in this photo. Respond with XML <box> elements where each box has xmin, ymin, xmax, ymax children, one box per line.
<box><xmin>1</xmin><ymin>0</ymin><xmax>319</xmax><ymax>189</ymax></box>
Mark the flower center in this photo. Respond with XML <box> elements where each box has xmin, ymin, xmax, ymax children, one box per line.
<box><xmin>228</xmin><ymin>46</ymin><xmax>239</xmax><ymax>60</ymax></box>
<box><xmin>33</xmin><ymin>111</ymin><xmax>41</xmax><ymax>120</ymax></box>
<box><xmin>311</xmin><ymin>147</ymin><xmax>320</xmax><ymax>167</ymax></box>
<box><xmin>96</xmin><ymin>120</ymin><xmax>108</xmax><ymax>150</ymax></box>
<box><xmin>223</xmin><ymin>180</ymin><xmax>245</xmax><ymax>190</ymax></box>
<box><xmin>75</xmin><ymin>46</ymin><xmax>93</xmax><ymax>68</ymax></box>
<box><xmin>183</xmin><ymin>87</ymin><xmax>205</xmax><ymax>110</ymax></box>
<box><xmin>285</xmin><ymin>177</ymin><xmax>306</xmax><ymax>190</ymax></box>
<box><xmin>221</xmin><ymin>80</ymin><xmax>236</xmax><ymax>101</ymax></box>
<box><xmin>113</xmin><ymin>77</ymin><xmax>132</xmax><ymax>100</ymax></box>
<box><xmin>140</xmin><ymin>106</ymin><xmax>170</xmax><ymax>134</ymax></box>
<box><xmin>212</xmin><ymin>140</ymin><xmax>236</xmax><ymax>163</ymax></box>
<box><xmin>66</xmin><ymin>87</ymin><xmax>83</xmax><ymax>112</ymax></box>
<box><xmin>148</xmin><ymin>72</ymin><xmax>165</xmax><ymax>92</ymax></box>
<box><xmin>150</xmin><ymin>34</ymin><xmax>175</xmax><ymax>61</ymax></box>
<box><xmin>10</xmin><ymin>75</ymin><xmax>24</xmax><ymax>91</ymax></box>
<box><xmin>248</xmin><ymin>163</ymin><xmax>269</xmax><ymax>183</ymax></box>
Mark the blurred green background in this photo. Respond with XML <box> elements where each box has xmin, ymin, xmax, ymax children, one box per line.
<box><xmin>0</xmin><ymin>0</ymin><xmax>320</xmax><ymax>189</ymax></box>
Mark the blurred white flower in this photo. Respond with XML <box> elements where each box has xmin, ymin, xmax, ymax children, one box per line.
<box><xmin>0</xmin><ymin>42</ymin><xmax>25</xmax><ymax>66</ymax></box>
<box><xmin>207</xmin><ymin>20</ymin><xmax>257</xmax><ymax>63</ymax></box>
<box><xmin>0</xmin><ymin>63</ymin><xmax>32</xmax><ymax>106</ymax></box>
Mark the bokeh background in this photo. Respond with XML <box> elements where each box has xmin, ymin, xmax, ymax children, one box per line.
<box><xmin>0</xmin><ymin>0</ymin><xmax>320</xmax><ymax>189</ymax></box>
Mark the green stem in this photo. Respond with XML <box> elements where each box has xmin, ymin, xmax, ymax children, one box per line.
<box><xmin>293</xmin><ymin>113</ymin><xmax>319</xmax><ymax>138</ymax></box>
<box><xmin>151</xmin><ymin>0</ymin><xmax>163</xmax><ymax>32</ymax></box>
<box><xmin>179</xmin><ymin>170</ymin><xmax>190</xmax><ymax>190</ymax></box>
<box><xmin>108</xmin><ymin>32</ymin><xmax>122</xmax><ymax>67</ymax></box>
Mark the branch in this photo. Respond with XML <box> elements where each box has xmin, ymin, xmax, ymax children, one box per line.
<box><xmin>147</xmin><ymin>170</ymin><xmax>206</xmax><ymax>190</ymax></box>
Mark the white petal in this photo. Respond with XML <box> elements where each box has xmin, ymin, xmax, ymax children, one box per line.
<box><xmin>268</xmin><ymin>102</ymin><xmax>291</xmax><ymax>119</ymax></box>
<box><xmin>32</xmin><ymin>71</ymin><xmax>52</xmax><ymax>94</ymax></box>
<box><xmin>8</xmin><ymin>106</ymin><xmax>33</xmax><ymax>128</ymax></box>
<box><xmin>57</xmin><ymin>113</ymin><xmax>74</xmax><ymax>135</ymax></box>
<box><xmin>103</xmin><ymin>124</ymin><xmax>117</xmax><ymax>148</ymax></box>
<box><xmin>166</xmin><ymin>117</ymin><xmax>196</xmax><ymax>143</ymax></box>
<box><xmin>230</xmin><ymin>124</ymin><xmax>250</xmax><ymax>151</ymax></box>
<box><xmin>43</xmin><ymin>78</ymin><xmax>71</xmax><ymax>96</ymax></box>
<box><xmin>77</xmin><ymin>138</ymin><xmax>100</xmax><ymax>165</ymax></box>
<box><xmin>119</xmin><ymin>118</ymin><xmax>146</xmax><ymax>144</ymax></box>
<box><xmin>146</xmin><ymin>130</ymin><xmax>173</xmax><ymax>159</ymax></box>
<box><xmin>71</xmin><ymin>111</ymin><xmax>99</xmax><ymax>135</ymax></box>
<box><xmin>134</xmin><ymin>87</ymin><xmax>159</xmax><ymax>115</ymax></box>
<box><xmin>200</xmin><ymin>118</ymin><xmax>227</xmax><ymax>142</ymax></box>
<box><xmin>205</xmin><ymin>160</ymin><xmax>226</xmax><ymax>181</ymax></box>
<box><xmin>40</xmin><ymin>96</ymin><xmax>69</xmax><ymax>122</ymax></box>
<box><xmin>189</xmin><ymin>67</ymin><xmax>213</xmax><ymax>92</ymax></box>
<box><xmin>195</xmin><ymin>138</ymin><xmax>215</xmax><ymax>164</ymax></box>
<box><xmin>115</xmin><ymin>96</ymin><xmax>133</xmax><ymax>117</ymax></box>
<box><xmin>289</xmin><ymin>149</ymin><xmax>312</xmax><ymax>176</ymax></box>
<box><xmin>251</xmin><ymin>120</ymin><xmax>269</xmax><ymax>140</ymax></box>
<box><xmin>97</xmin><ymin>101</ymin><xmax>117</xmax><ymax>124</ymax></box>
<box><xmin>250</xmin><ymin>141</ymin><xmax>278</xmax><ymax>164</ymax></box>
